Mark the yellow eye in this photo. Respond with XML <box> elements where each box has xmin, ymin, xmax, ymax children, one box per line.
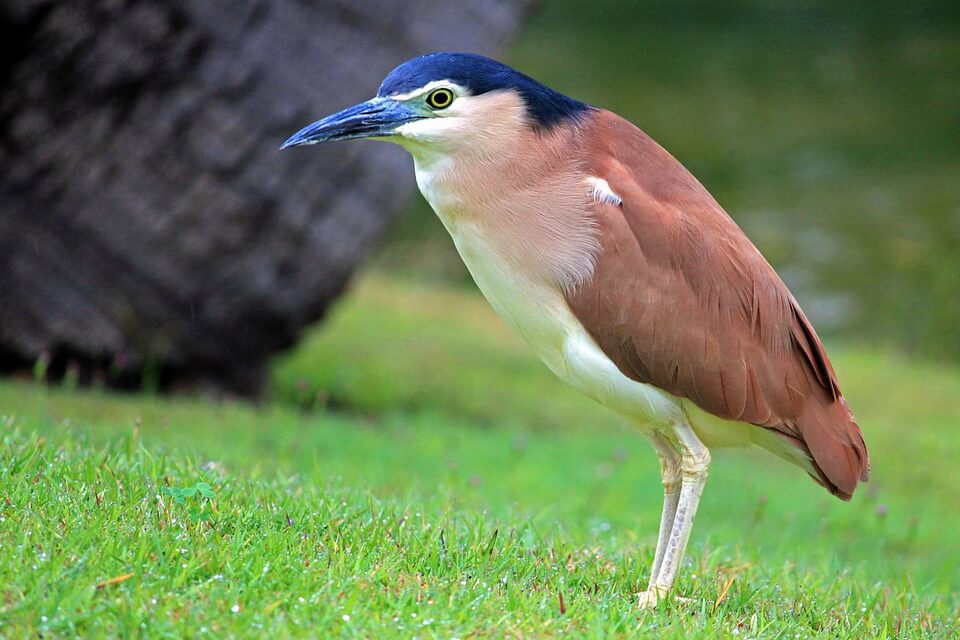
<box><xmin>426</xmin><ymin>88</ymin><xmax>454</xmax><ymax>109</ymax></box>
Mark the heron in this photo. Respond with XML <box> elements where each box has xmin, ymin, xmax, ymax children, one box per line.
<box><xmin>281</xmin><ymin>52</ymin><xmax>870</xmax><ymax>606</ymax></box>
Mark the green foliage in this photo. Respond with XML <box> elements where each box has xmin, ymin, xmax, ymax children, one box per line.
<box><xmin>162</xmin><ymin>481</ymin><xmax>217</xmax><ymax>523</ymax></box>
<box><xmin>1</xmin><ymin>277</ymin><xmax>959</xmax><ymax>636</ymax></box>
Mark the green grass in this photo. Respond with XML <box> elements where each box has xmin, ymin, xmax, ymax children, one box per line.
<box><xmin>2</xmin><ymin>277</ymin><xmax>959</xmax><ymax>637</ymax></box>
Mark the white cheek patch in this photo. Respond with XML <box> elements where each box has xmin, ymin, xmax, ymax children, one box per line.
<box><xmin>392</xmin><ymin>94</ymin><xmax>486</xmax><ymax>144</ymax></box>
<box><xmin>586</xmin><ymin>177</ymin><xmax>623</xmax><ymax>207</ymax></box>
<box><xmin>393</xmin><ymin>91</ymin><xmax>527</xmax><ymax>158</ymax></box>
<box><xmin>394</xmin><ymin>117</ymin><xmax>463</xmax><ymax>140</ymax></box>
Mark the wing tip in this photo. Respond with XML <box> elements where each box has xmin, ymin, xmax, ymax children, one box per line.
<box><xmin>805</xmin><ymin>401</ymin><xmax>870</xmax><ymax>500</ymax></box>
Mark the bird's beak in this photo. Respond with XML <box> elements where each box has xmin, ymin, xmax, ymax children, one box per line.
<box><xmin>280</xmin><ymin>97</ymin><xmax>421</xmax><ymax>149</ymax></box>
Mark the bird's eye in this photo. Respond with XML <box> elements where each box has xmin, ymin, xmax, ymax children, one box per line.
<box><xmin>426</xmin><ymin>88</ymin><xmax>454</xmax><ymax>109</ymax></box>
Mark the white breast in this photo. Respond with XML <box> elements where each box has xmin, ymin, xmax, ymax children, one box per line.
<box><xmin>416</xmin><ymin>162</ymin><xmax>686</xmax><ymax>431</ymax></box>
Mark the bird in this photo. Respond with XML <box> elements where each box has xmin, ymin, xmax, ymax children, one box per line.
<box><xmin>281</xmin><ymin>52</ymin><xmax>870</xmax><ymax>606</ymax></box>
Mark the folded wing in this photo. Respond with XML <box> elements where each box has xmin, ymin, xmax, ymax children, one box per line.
<box><xmin>567</xmin><ymin>110</ymin><xmax>869</xmax><ymax>499</ymax></box>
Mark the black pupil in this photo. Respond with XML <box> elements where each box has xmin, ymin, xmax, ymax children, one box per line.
<box><xmin>431</xmin><ymin>90</ymin><xmax>450</xmax><ymax>107</ymax></box>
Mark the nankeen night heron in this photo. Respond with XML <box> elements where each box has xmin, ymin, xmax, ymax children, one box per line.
<box><xmin>281</xmin><ymin>52</ymin><xmax>870</xmax><ymax>606</ymax></box>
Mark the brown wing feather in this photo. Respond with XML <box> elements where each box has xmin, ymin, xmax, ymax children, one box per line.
<box><xmin>567</xmin><ymin>110</ymin><xmax>869</xmax><ymax>499</ymax></box>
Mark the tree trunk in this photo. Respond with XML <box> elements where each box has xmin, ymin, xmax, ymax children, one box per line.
<box><xmin>0</xmin><ymin>0</ymin><xmax>532</xmax><ymax>394</ymax></box>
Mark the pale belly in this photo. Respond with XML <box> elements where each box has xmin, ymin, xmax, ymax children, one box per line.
<box><xmin>449</xmin><ymin>224</ymin><xmax>686</xmax><ymax>432</ymax></box>
<box><xmin>448</xmin><ymin>227</ymin><xmax>805</xmax><ymax>459</ymax></box>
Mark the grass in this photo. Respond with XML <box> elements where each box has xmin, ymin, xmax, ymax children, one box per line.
<box><xmin>2</xmin><ymin>276</ymin><xmax>960</xmax><ymax>637</ymax></box>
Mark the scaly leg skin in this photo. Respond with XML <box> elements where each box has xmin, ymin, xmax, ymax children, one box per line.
<box><xmin>646</xmin><ymin>433</ymin><xmax>681</xmax><ymax>585</ymax></box>
<box><xmin>638</xmin><ymin>422</ymin><xmax>711</xmax><ymax>609</ymax></box>
<box><xmin>636</xmin><ymin>432</ymin><xmax>681</xmax><ymax>608</ymax></box>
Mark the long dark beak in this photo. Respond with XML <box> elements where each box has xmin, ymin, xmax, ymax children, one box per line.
<box><xmin>280</xmin><ymin>97</ymin><xmax>420</xmax><ymax>149</ymax></box>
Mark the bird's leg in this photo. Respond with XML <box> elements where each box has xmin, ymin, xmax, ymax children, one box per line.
<box><xmin>639</xmin><ymin>422</ymin><xmax>710</xmax><ymax>608</ymax></box>
<box><xmin>646</xmin><ymin>432</ymin><xmax>681</xmax><ymax>589</ymax></box>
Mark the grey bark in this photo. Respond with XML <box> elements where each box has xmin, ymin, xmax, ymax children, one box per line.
<box><xmin>0</xmin><ymin>0</ymin><xmax>531</xmax><ymax>394</ymax></box>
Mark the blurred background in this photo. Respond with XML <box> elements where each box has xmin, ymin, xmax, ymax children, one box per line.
<box><xmin>1</xmin><ymin>0</ymin><xmax>957</xmax><ymax>396</ymax></box>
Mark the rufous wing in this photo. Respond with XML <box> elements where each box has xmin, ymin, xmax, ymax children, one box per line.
<box><xmin>567</xmin><ymin>110</ymin><xmax>869</xmax><ymax>499</ymax></box>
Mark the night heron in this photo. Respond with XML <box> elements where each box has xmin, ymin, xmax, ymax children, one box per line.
<box><xmin>281</xmin><ymin>52</ymin><xmax>870</xmax><ymax>606</ymax></box>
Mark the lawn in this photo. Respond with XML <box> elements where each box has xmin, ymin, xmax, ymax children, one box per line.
<box><xmin>2</xmin><ymin>276</ymin><xmax>959</xmax><ymax>638</ymax></box>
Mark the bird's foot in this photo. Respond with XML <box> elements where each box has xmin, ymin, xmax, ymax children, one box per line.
<box><xmin>636</xmin><ymin>587</ymin><xmax>691</xmax><ymax>609</ymax></box>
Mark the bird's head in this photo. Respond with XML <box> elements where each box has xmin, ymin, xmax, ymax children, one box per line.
<box><xmin>280</xmin><ymin>52</ymin><xmax>589</xmax><ymax>157</ymax></box>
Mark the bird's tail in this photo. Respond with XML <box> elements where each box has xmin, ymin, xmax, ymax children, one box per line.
<box><xmin>797</xmin><ymin>395</ymin><xmax>870</xmax><ymax>500</ymax></box>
